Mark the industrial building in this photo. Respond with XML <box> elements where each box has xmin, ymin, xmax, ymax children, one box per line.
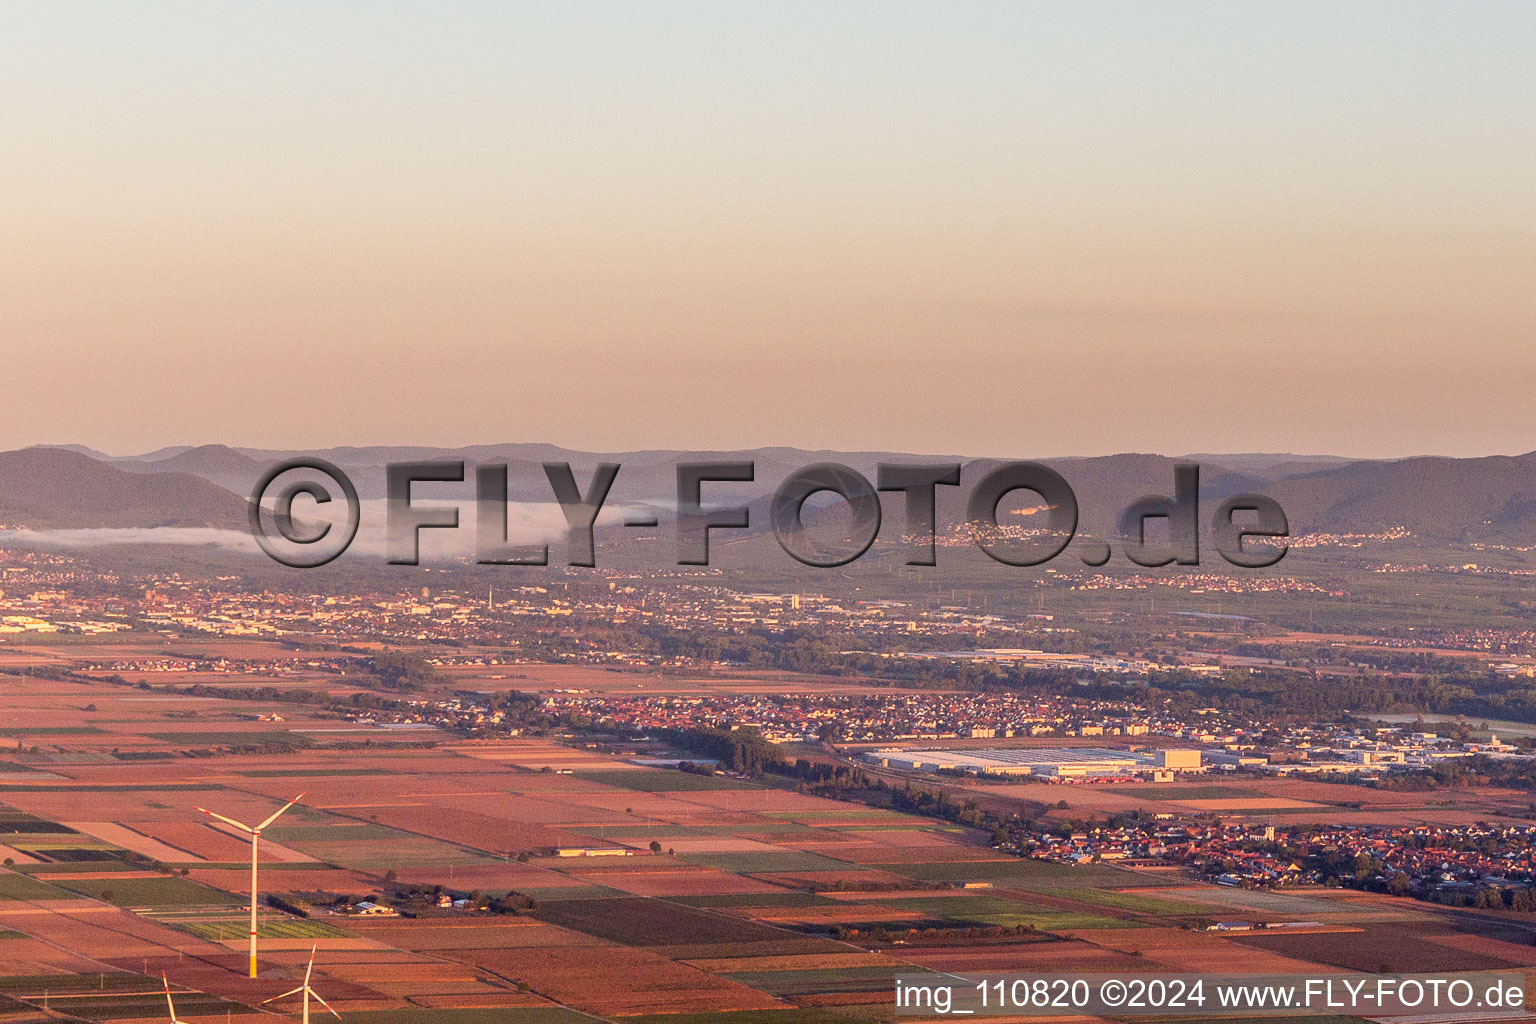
<box><xmin>862</xmin><ymin>746</ymin><xmax>1203</xmax><ymax>778</ymax></box>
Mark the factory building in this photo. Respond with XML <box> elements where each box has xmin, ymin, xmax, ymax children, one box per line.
<box><xmin>862</xmin><ymin>747</ymin><xmax>1203</xmax><ymax>778</ymax></box>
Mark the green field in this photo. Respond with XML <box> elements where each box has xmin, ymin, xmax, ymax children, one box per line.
<box><xmin>148</xmin><ymin>731</ymin><xmax>313</xmax><ymax>747</ymax></box>
<box><xmin>0</xmin><ymin>873</ymin><xmax>71</xmax><ymax>900</ymax></box>
<box><xmin>178</xmin><ymin>918</ymin><xmax>351</xmax><ymax>940</ymax></box>
<box><xmin>11</xmin><ymin>991</ymin><xmax>257</xmax><ymax>1021</ymax></box>
<box><xmin>876</xmin><ymin>858</ymin><xmax>1168</xmax><ymax>888</ymax></box>
<box><xmin>571</xmin><ymin>769</ymin><xmax>760</xmax><ymax>792</ymax></box>
<box><xmin>849</xmin><ymin>893</ymin><xmax>1126</xmax><ymax>931</ymax></box>
<box><xmin>684</xmin><ymin>851</ymin><xmax>862</xmax><ymax>874</ymax></box>
<box><xmin>13</xmin><ymin>859</ymin><xmax>135</xmax><ymax>873</ymax></box>
<box><xmin>0</xmin><ymin>727</ymin><xmax>105</xmax><ymax>736</ymax></box>
<box><xmin>55</xmin><ymin>876</ymin><xmax>242</xmax><ymax>908</ymax></box>
<box><xmin>1040</xmin><ymin>886</ymin><xmax>1223</xmax><ymax>915</ymax></box>
<box><xmin>0</xmin><ymin>973</ymin><xmax>153</xmax><ymax>994</ymax></box>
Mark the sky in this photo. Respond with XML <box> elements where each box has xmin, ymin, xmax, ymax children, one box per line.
<box><xmin>2</xmin><ymin>2</ymin><xmax>1533</xmax><ymax>459</ymax></box>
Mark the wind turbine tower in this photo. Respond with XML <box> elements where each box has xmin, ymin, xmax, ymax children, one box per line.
<box><xmin>195</xmin><ymin>793</ymin><xmax>304</xmax><ymax>977</ymax></box>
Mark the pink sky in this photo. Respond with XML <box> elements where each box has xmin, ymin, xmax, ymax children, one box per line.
<box><xmin>2</xmin><ymin>4</ymin><xmax>1532</xmax><ymax>457</ymax></box>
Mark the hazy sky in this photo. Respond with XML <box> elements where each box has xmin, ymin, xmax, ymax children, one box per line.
<box><xmin>3</xmin><ymin>2</ymin><xmax>1532</xmax><ymax>458</ymax></box>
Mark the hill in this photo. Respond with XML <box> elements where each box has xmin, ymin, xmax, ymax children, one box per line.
<box><xmin>0</xmin><ymin>449</ymin><xmax>251</xmax><ymax>530</ymax></box>
<box><xmin>117</xmin><ymin>444</ymin><xmax>269</xmax><ymax>495</ymax></box>
<box><xmin>1268</xmin><ymin>453</ymin><xmax>1536</xmax><ymax>541</ymax></box>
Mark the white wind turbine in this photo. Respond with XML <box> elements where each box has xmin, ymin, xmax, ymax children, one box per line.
<box><xmin>262</xmin><ymin>944</ymin><xmax>340</xmax><ymax>1024</ymax></box>
<box><xmin>195</xmin><ymin>792</ymin><xmax>304</xmax><ymax>978</ymax></box>
<box><xmin>161</xmin><ymin>973</ymin><xmax>183</xmax><ymax>1024</ymax></box>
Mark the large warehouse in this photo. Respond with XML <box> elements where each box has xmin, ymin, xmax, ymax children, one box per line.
<box><xmin>862</xmin><ymin>746</ymin><xmax>1202</xmax><ymax>778</ymax></box>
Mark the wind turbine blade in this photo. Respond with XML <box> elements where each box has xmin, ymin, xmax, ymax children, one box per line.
<box><xmin>196</xmin><ymin>807</ymin><xmax>253</xmax><ymax>833</ymax></box>
<box><xmin>162</xmin><ymin>972</ymin><xmax>178</xmax><ymax>1022</ymax></box>
<box><xmin>303</xmin><ymin>943</ymin><xmax>315</xmax><ymax>987</ymax></box>
<box><xmin>257</xmin><ymin>792</ymin><xmax>305</xmax><ymax>831</ymax></box>
<box><xmin>308</xmin><ymin>987</ymin><xmax>341</xmax><ymax>1019</ymax></box>
<box><xmin>261</xmin><ymin>986</ymin><xmax>305</xmax><ymax>1004</ymax></box>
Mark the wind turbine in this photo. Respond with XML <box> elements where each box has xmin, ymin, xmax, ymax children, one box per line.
<box><xmin>195</xmin><ymin>792</ymin><xmax>304</xmax><ymax>978</ymax></box>
<box><xmin>262</xmin><ymin>944</ymin><xmax>339</xmax><ymax>1024</ymax></box>
<box><xmin>161</xmin><ymin>973</ymin><xmax>183</xmax><ymax>1024</ymax></box>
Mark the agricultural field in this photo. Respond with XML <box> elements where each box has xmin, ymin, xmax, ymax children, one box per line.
<box><xmin>0</xmin><ymin>666</ymin><xmax>1532</xmax><ymax>1024</ymax></box>
<box><xmin>173</xmin><ymin>916</ymin><xmax>354</xmax><ymax>942</ymax></box>
<box><xmin>977</xmin><ymin>774</ymin><xmax>1536</xmax><ymax>827</ymax></box>
<box><xmin>45</xmin><ymin>874</ymin><xmax>246</xmax><ymax>908</ymax></box>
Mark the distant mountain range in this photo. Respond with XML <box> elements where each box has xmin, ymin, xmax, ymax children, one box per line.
<box><xmin>4</xmin><ymin>443</ymin><xmax>1535</xmax><ymax>546</ymax></box>
<box><xmin>0</xmin><ymin>448</ymin><xmax>250</xmax><ymax>530</ymax></box>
